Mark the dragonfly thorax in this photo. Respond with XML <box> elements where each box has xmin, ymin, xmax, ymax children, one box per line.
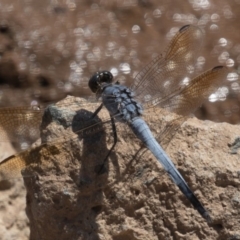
<box><xmin>101</xmin><ymin>84</ymin><xmax>143</xmax><ymax>123</ymax></box>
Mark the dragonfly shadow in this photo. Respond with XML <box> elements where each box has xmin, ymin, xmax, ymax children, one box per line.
<box><xmin>72</xmin><ymin>109</ymin><xmax>110</xmax><ymax>184</ymax></box>
<box><xmin>73</xmin><ymin>107</ymin><xmax>121</xmax><ymax>177</ymax></box>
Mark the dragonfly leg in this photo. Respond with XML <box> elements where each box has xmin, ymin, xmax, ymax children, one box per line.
<box><xmin>96</xmin><ymin>116</ymin><xmax>118</xmax><ymax>174</ymax></box>
<box><xmin>91</xmin><ymin>103</ymin><xmax>103</xmax><ymax>119</ymax></box>
<box><xmin>90</xmin><ymin>104</ymin><xmax>118</xmax><ymax>174</ymax></box>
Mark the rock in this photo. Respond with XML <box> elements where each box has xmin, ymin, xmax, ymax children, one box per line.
<box><xmin>0</xmin><ymin>134</ymin><xmax>29</xmax><ymax>240</ymax></box>
<box><xmin>21</xmin><ymin>95</ymin><xmax>240</xmax><ymax>240</ymax></box>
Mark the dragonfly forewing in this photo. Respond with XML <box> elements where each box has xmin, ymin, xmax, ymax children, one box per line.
<box><xmin>131</xmin><ymin>25</ymin><xmax>203</xmax><ymax>103</ymax></box>
<box><xmin>0</xmin><ymin>106</ymin><xmax>43</xmax><ymax>149</ymax></box>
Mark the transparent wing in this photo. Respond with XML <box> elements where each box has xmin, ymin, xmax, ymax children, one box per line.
<box><xmin>130</xmin><ymin>24</ymin><xmax>229</xmax><ymax>149</ymax></box>
<box><xmin>0</xmin><ymin>99</ymin><xmax>125</xmax><ymax>180</ymax></box>
<box><xmin>156</xmin><ymin>66</ymin><xmax>230</xmax><ymax>115</ymax></box>
<box><xmin>144</xmin><ymin>66</ymin><xmax>229</xmax><ymax>149</ymax></box>
<box><xmin>0</xmin><ymin>106</ymin><xmax>43</xmax><ymax>146</ymax></box>
<box><xmin>131</xmin><ymin>25</ymin><xmax>203</xmax><ymax>105</ymax></box>
<box><xmin>0</xmin><ymin>98</ymin><xmax>98</xmax><ymax>149</ymax></box>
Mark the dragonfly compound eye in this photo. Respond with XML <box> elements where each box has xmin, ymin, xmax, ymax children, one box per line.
<box><xmin>88</xmin><ymin>71</ymin><xmax>113</xmax><ymax>93</ymax></box>
<box><xmin>99</xmin><ymin>71</ymin><xmax>113</xmax><ymax>84</ymax></box>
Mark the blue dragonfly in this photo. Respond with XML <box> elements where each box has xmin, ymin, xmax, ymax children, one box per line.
<box><xmin>0</xmin><ymin>25</ymin><xmax>229</xmax><ymax>222</ymax></box>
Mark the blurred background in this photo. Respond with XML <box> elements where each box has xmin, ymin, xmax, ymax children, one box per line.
<box><xmin>0</xmin><ymin>0</ymin><xmax>239</xmax><ymax>123</ymax></box>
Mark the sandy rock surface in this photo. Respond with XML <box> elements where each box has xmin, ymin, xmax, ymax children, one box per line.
<box><xmin>1</xmin><ymin>95</ymin><xmax>239</xmax><ymax>240</ymax></box>
<box><xmin>0</xmin><ymin>141</ymin><xmax>29</xmax><ymax>240</ymax></box>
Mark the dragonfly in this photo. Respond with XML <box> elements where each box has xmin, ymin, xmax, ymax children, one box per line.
<box><xmin>0</xmin><ymin>25</ymin><xmax>230</xmax><ymax>222</ymax></box>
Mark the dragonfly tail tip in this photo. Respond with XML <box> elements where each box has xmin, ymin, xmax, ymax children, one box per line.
<box><xmin>203</xmin><ymin>211</ymin><xmax>212</xmax><ymax>223</ymax></box>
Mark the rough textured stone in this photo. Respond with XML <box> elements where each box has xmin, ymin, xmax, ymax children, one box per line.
<box><xmin>0</xmin><ymin>138</ymin><xmax>29</xmax><ymax>240</ymax></box>
<box><xmin>19</xmin><ymin>96</ymin><xmax>240</xmax><ymax>240</ymax></box>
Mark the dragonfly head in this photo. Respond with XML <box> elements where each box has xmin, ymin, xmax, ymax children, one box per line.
<box><xmin>88</xmin><ymin>71</ymin><xmax>113</xmax><ymax>93</ymax></box>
